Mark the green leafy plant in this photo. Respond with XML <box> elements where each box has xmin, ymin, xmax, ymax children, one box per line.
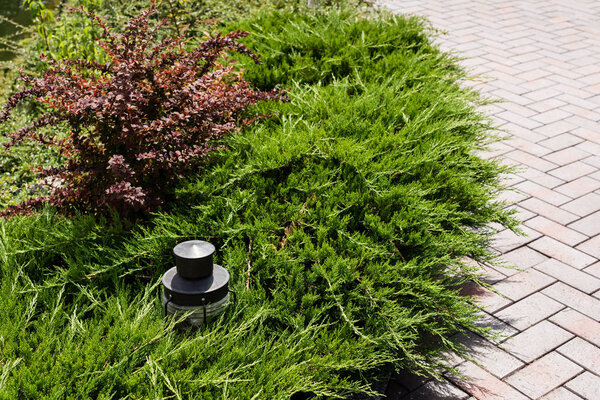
<box><xmin>24</xmin><ymin>0</ymin><xmax>55</xmax><ymax>51</ymax></box>
<box><xmin>0</xmin><ymin>4</ymin><xmax>284</xmax><ymax>217</ymax></box>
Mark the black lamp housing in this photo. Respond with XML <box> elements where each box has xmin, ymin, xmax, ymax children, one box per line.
<box><xmin>162</xmin><ymin>240</ymin><xmax>233</xmax><ymax>326</ymax></box>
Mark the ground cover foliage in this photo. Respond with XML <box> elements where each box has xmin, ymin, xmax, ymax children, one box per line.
<box><xmin>0</xmin><ymin>3</ymin><xmax>516</xmax><ymax>399</ymax></box>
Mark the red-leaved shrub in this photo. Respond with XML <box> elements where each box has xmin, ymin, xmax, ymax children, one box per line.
<box><xmin>0</xmin><ymin>4</ymin><xmax>284</xmax><ymax>217</ymax></box>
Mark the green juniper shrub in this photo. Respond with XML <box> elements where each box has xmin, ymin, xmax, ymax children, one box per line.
<box><xmin>0</xmin><ymin>5</ymin><xmax>516</xmax><ymax>400</ymax></box>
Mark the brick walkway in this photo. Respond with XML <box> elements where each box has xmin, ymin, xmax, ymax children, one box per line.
<box><xmin>379</xmin><ymin>1</ymin><xmax>600</xmax><ymax>399</ymax></box>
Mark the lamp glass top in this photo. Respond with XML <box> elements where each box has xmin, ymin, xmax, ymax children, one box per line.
<box><xmin>173</xmin><ymin>240</ymin><xmax>215</xmax><ymax>260</ymax></box>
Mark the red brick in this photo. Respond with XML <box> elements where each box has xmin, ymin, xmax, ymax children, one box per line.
<box><xmin>519</xmin><ymin>198</ymin><xmax>579</xmax><ymax>225</ymax></box>
<box><xmin>504</xmin><ymin>122</ymin><xmax>546</xmax><ymax>142</ymax></box>
<box><xmin>557</xmin><ymin>337</ymin><xmax>600</xmax><ymax>375</ymax></box>
<box><xmin>582</xmin><ymin>154</ymin><xmax>600</xmax><ymax>168</ymax></box>
<box><xmin>495</xmin><ymin>292</ymin><xmax>564</xmax><ymax>331</ymax></box>
<box><xmin>401</xmin><ymin>380</ymin><xmax>469</xmax><ymax>400</ymax></box>
<box><xmin>539</xmin><ymin>387</ymin><xmax>585</xmax><ymax>400</ymax></box>
<box><xmin>505</xmin><ymin>352</ymin><xmax>582</xmax><ymax>399</ymax></box>
<box><xmin>555</xmin><ymin>176</ymin><xmax>600</xmax><ymax>198</ymax></box>
<box><xmin>564</xmin><ymin>372</ymin><xmax>600</xmax><ymax>400</ymax></box>
<box><xmin>495</xmin><ymin>188</ymin><xmax>529</xmax><ymax>205</ymax></box>
<box><xmin>543</xmin><ymin>147</ymin><xmax>590</xmax><ymax>166</ymax></box>
<box><xmin>538</xmin><ymin>134</ymin><xmax>584</xmax><ymax>151</ymax></box>
<box><xmin>517</xmin><ymin>167</ymin><xmax>564</xmax><ymax>188</ymax></box>
<box><xmin>523</xmin><ymin>87</ymin><xmax>563</xmax><ymax>102</ymax></box>
<box><xmin>572</xmin><ymin>126</ymin><xmax>600</xmax><ymax>144</ymax></box>
<box><xmin>479</xmin><ymin>141</ymin><xmax>514</xmax><ymax>159</ymax></box>
<box><xmin>525</xmin><ymin>216</ymin><xmax>588</xmax><ymax>246</ymax></box>
<box><xmin>568</xmin><ymin>211</ymin><xmax>600</xmax><ymax>236</ymax></box>
<box><xmin>517</xmin><ymin>68</ymin><xmax>551</xmax><ymax>81</ymax></box>
<box><xmin>501</xmin><ymin>102</ymin><xmax>538</xmax><ymax>118</ymax></box>
<box><xmin>526</xmin><ymin>97</ymin><xmax>566</xmax><ymax>113</ymax></box>
<box><xmin>550</xmin><ymin>308</ymin><xmax>600</xmax><ymax>347</ymax></box>
<box><xmin>543</xmin><ymin>282</ymin><xmax>600</xmax><ymax>320</ymax></box>
<box><xmin>506</xmin><ymin>137</ymin><xmax>552</xmax><ymax>156</ymax></box>
<box><xmin>557</xmin><ymin>93</ymin><xmax>598</xmax><ymax>111</ymax></box>
<box><xmin>497</xmin><ymin>111</ymin><xmax>542</xmax><ymax>130</ymax></box>
<box><xmin>583</xmin><ymin>262</ymin><xmax>600</xmax><ymax>279</ymax></box>
<box><xmin>491</xmin><ymin>226</ymin><xmax>541</xmax><ymax>253</ymax></box>
<box><xmin>448</xmin><ymin>362</ymin><xmax>528</xmax><ymax>400</ymax></box>
<box><xmin>492</xmin><ymin>88</ymin><xmax>534</xmax><ymax>106</ymax></box>
<box><xmin>502</xmin><ymin>320</ymin><xmax>573</xmax><ymax>363</ymax></box>
<box><xmin>574</xmin><ymin>140</ymin><xmax>600</xmax><ymax>156</ymax></box>
<box><xmin>549</xmin><ymin>161</ymin><xmax>596</xmax><ymax>181</ymax></box>
<box><xmin>535</xmin><ymin>258</ymin><xmax>600</xmax><ymax>293</ymax></box>
<box><xmin>533</xmin><ymin>120</ymin><xmax>577</xmax><ymax>138</ymax></box>
<box><xmin>499</xmin><ymin>246</ymin><xmax>548</xmax><ymax>275</ymax></box>
<box><xmin>576</xmin><ymin>234</ymin><xmax>600</xmax><ymax>259</ymax></box>
<box><xmin>505</xmin><ymin>149</ymin><xmax>559</xmax><ymax>171</ymax></box>
<box><xmin>561</xmin><ymin>192</ymin><xmax>600</xmax><ymax>217</ymax></box>
<box><xmin>459</xmin><ymin>282</ymin><xmax>512</xmax><ymax>314</ymax></box>
<box><xmin>494</xmin><ymin>268</ymin><xmax>555</xmax><ymax>301</ymax></box>
<box><xmin>514</xmin><ymin>181</ymin><xmax>570</xmax><ymax>206</ymax></box>
<box><xmin>454</xmin><ymin>332</ymin><xmax>524</xmax><ymax>378</ymax></box>
<box><xmin>507</xmin><ymin>204</ymin><xmax>536</xmax><ymax>222</ymax></box>
<box><xmin>563</xmin><ymin>104</ymin><xmax>600</xmax><ymax>121</ymax></box>
<box><xmin>528</xmin><ymin>236</ymin><xmax>596</xmax><ymax>269</ymax></box>
<box><xmin>532</xmin><ymin>109</ymin><xmax>572</xmax><ymax>124</ymax></box>
<box><xmin>472</xmin><ymin>311</ymin><xmax>518</xmax><ymax>341</ymax></box>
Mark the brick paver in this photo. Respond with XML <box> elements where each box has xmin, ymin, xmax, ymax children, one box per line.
<box><xmin>564</xmin><ymin>372</ymin><xmax>600</xmax><ymax>400</ymax></box>
<box><xmin>534</xmin><ymin>259</ymin><xmax>600</xmax><ymax>294</ymax></box>
<box><xmin>505</xmin><ymin>352</ymin><xmax>583</xmax><ymax>399</ymax></box>
<box><xmin>557</xmin><ymin>337</ymin><xmax>600</xmax><ymax>375</ymax></box>
<box><xmin>454</xmin><ymin>332</ymin><xmax>524</xmax><ymax>378</ymax></box>
<box><xmin>550</xmin><ymin>308</ymin><xmax>600</xmax><ymax>348</ymax></box>
<box><xmin>538</xmin><ymin>387</ymin><xmax>583</xmax><ymax>400</ymax></box>
<box><xmin>380</xmin><ymin>0</ymin><xmax>600</xmax><ymax>398</ymax></box>
<box><xmin>502</xmin><ymin>320</ymin><xmax>573</xmax><ymax>363</ymax></box>
<box><xmin>495</xmin><ymin>292</ymin><xmax>564</xmax><ymax>331</ymax></box>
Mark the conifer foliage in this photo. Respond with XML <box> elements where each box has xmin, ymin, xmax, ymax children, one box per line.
<box><xmin>0</xmin><ymin>4</ymin><xmax>282</xmax><ymax>217</ymax></box>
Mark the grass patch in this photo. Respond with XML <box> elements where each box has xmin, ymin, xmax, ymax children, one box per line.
<box><xmin>0</xmin><ymin>6</ymin><xmax>515</xmax><ymax>399</ymax></box>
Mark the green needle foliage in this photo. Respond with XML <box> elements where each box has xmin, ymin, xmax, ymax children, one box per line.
<box><xmin>0</xmin><ymin>6</ymin><xmax>516</xmax><ymax>399</ymax></box>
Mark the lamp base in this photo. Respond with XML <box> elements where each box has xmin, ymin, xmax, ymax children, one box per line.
<box><xmin>162</xmin><ymin>291</ymin><xmax>231</xmax><ymax>326</ymax></box>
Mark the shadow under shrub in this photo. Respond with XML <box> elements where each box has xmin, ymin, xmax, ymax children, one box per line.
<box><xmin>0</xmin><ymin>6</ymin><xmax>516</xmax><ymax>400</ymax></box>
